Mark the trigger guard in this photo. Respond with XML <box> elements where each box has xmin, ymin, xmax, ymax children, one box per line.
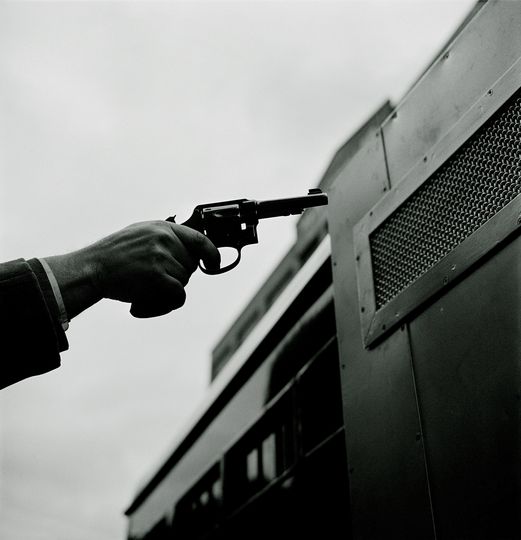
<box><xmin>200</xmin><ymin>248</ymin><xmax>242</xmax><ymax>275</ymax></box>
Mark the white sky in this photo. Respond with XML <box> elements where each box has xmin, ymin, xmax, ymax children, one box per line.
<box><xmin>0</xmin><ymin>1</ymin><xmax>474</xmax><ymax>538</ymax></box>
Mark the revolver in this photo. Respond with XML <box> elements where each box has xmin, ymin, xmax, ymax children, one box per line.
<box><xmin>167</xmin><ymin>188</ymin><xmax>328</xmax><ymax>274</ymax></box>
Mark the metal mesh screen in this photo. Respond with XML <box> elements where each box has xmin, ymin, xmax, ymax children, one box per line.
<box><xmin>371</xmin><ymin>91</ymin><xmax>521</xmax><ymax>309</ymax></box>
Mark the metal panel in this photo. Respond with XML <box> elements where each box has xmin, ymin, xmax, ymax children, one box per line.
<box><xmin>358</xmin><ymin>195</ymin><xmax>521</xmax><ymax>347</ymax></box>
<box><xmin>355</xmin><ymin>42</ymin><xmax>521</xmax><ymax>348</ymax></box>
<box><xmin>373</xmin><ymin>93</ymin><xmax>521</xmax><ymax>309</ymax></box>
<box><xmin>409</xmin><ymin>235</ymin><xmax>521</xmax><ymax>539</ymax></box>
<box><xmin>329</xmin><ymin>121</ymin><xmax>434</xmax><ymax>539</ymax></box>
<box><xmin>382</xmin><ymin>0</ymin><xmax>521</xmax><ymax>187</ymax></box>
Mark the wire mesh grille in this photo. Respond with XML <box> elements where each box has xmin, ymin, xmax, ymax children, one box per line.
<box><xmin>370</xmin><ymin>91</ymin><xmax>521</xmax><ymax>309</ymax></box>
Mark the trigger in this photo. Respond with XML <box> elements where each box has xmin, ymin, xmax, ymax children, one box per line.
<box><xmin>200</xmin><ymin>248</ymin><xmax>242</xmax><ymax>275</ymax></box>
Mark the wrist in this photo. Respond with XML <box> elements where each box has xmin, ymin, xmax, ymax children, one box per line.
<box><xmin>44</xmin><ymin>246</ymin><xmax>103</xmax><ymax>320</ymax></box>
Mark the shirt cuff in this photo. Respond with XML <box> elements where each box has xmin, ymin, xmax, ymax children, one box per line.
<box><xmin>37</xmin><ymin>258</ymin><xmax>69</xmax><ymax>331</ymax></box>
<box><xmin>27</xmin><ymin>258</ymin><xmax>69</xmax><ymax>353</ymax></box>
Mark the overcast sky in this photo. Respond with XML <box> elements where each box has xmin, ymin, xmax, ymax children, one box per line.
<box><xmin>0</xmin><ymin>1</ymin><xmax>474</xmax><ymax>538</ymax></box>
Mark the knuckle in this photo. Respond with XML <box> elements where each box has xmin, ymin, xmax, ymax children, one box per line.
<box><xmin>157</xmin><ymin>227</ymin><xmax>172</xmax><ymax>244</ymax></box>
<box><xmin>143</xmin><ymin>222</ymin><xmax>161</xmax><ymax>237</ymax></box>
<box><xmin>150</xmin><ymin>229</ymin><xmax>171</xmax><ymax>250</ymax></box>
<box><xmin>143</xmin><ymin>221</ymin><xmax>169</xmax><ymax>239</ymax></box>
<box><xmin>149</xmin><ymin>242</ymin><xmax>168</xmax><ymax>264</ymax></box>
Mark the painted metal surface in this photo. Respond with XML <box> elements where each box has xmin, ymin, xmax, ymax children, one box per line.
<box><xmin>382</xmin><ymin>0</ymin><xmax>521</xmax><ymax>187</ymax></box>
<box><xmin>356</xmin><ymin>54</ymin><xmax>521</xmax><ymax>347</ymax></box>
<box><xmin>328</xmin><ymin>117</ymin><xmax>435</xmax><ymax>539</ymax></box>
<box><xmin>409</xmin><ymin>235</ymin><xmax>521</xmax><ymax>539</ymax></box>
<box><xmin>358</xmin><ymin>194</ymin><xmax>521</xmax><ymax>348</ymax></box>
<box><xmin>336</xmin><ymin>2</ymin><xmax>521</xmax><ymax>538</ymax></box>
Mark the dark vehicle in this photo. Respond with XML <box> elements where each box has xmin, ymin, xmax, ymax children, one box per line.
<box><xmin>126</xmin><ymin>2</ymin><xmax>521</xmax><ymax>538</ymax></box>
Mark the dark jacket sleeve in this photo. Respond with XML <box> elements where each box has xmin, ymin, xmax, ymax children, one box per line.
<box><xmin>0</xmin><ymin>258</ymin><xmax>69</xmax><ymax>389</ymax></box>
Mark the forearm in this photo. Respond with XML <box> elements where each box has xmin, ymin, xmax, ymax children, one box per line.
<box><xmin>0</xmin><ymin>221</ymin><xmax>219</xmax><ymax>389</ymax></box>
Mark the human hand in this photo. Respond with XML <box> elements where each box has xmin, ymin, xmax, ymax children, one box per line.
<box><xmin>94</xmin><ymin>221</ymin><xmax>220</xmax><ymax>317</ymax></box>
<box><xmin>45</xmin><ymin>221</ymin><xmax>221</xmax><ymax>319</ymax></box>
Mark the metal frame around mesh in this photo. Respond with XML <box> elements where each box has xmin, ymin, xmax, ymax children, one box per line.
<box><xmin>370</xmin><ymin>92</ymin><xmax>521</xmax><ymax>309</ymax></box>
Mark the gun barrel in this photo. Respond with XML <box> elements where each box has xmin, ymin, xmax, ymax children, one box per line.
<box><xmin>256</xmin><ymin>190</ymin><xmax>328</xmax><ymax>219</ymax></box>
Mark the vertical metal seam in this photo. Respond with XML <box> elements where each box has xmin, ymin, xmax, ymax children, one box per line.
<box><xmin>405</xmin><ymin>323</ymin><xmax>438</xmax><ymax>540</ymax></box>
<box><xmin>379</xmin><ymin>124</ymin><xmax>393</xmax><ymax>191</ymax></box>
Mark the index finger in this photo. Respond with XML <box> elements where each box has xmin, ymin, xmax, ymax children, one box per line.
<box><xmin>170</xmin><ymin>223</ymin><xmax>221</xmax><ymax>272</ymax></box>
